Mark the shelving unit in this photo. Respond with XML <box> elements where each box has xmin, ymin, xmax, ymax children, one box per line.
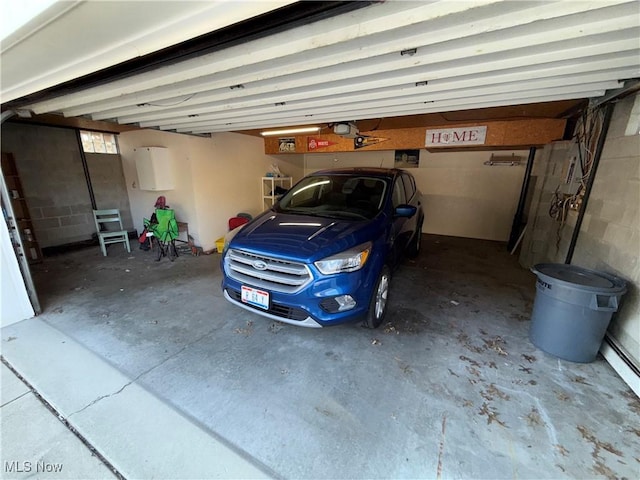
<box><xmin>262</xmin><ymin>176</ymin><xmax>292</xmax><ymax>209</ymax></box>
<box><xmin>1</xmin><ymin>153</ymin><xmax>42</xmax><ymax>264</ymax></box>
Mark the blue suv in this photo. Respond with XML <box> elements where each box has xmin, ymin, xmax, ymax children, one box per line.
<box><xmin>221</xmin><ymin>168</ymin><xmax>424</xmax><ymax>328</ymax></box>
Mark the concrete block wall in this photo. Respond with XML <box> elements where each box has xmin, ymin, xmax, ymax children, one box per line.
<box><xmin>86</xmin><ymin>153</ymin><xmax>134</xmax><ymax>232</ymax></box>
<box><xmin>571</xmin><ymin>93</ymin><xmax>640</xmax><ymax>365</ymax></box>
<box><xmin>1</xmin><ymin>124</ymin><xmax>133</xmax><ymax>248</ymax></box>
<box><xmin>2</xmin><ymin>124</ymin><xmax>94</xmax><ymax>247</ymax></box>
<box><xmin>518</xmin><ymin>141</ymin><xmax>575</xmax><ymax>267</ymax></box>
<box><xmin>520</xmin><ymin>93</ymin><xmax>640</xmax><ymax>368</ymax></box>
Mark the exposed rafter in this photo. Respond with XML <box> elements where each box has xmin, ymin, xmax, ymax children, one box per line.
<box><xmin>2</xmin><ymin>0</ymin><xmax>639</xmax><ymax>136</ymax></box>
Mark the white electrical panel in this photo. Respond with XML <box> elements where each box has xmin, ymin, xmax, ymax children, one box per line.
<box><xmin>134</xmin><ymin>147</ymin><xmax>174</xmax><ymax>191</ymax></box>
<box><xmin>560</xmin><ymin>142</ymin><xmax>583</xmax><ymax>195</ymax></box>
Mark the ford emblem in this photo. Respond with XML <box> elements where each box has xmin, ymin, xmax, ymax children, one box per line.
<box><xmin>253</xmin><ymin>260</ymin><xmax>268</xmax><ymax>271</ymax></box>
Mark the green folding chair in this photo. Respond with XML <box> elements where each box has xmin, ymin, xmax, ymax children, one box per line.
<box><xmin>145</xmin><ymin>208</ymin><xmax>179</xmax><ymax>261</ymax></box>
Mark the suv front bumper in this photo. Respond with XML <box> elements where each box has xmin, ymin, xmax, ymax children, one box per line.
<box><xmin>223</xmin><ymin>288</ymin><xmax>324</xmax><ymax>328</ymax></box>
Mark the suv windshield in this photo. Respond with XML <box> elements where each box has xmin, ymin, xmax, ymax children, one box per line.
<box><xmin>275</xmin><ymin>175</ymin><xmax>387</xmax><ymax>220</ymax></box>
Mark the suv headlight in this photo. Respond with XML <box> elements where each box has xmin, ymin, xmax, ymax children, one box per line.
<box><xmin>314</xmin><ymin>242</ymin><xmax>371</xmax><ymax>275</ymax></box>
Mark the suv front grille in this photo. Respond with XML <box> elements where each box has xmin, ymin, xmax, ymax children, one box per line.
<box><xmin>225</xmin><ymin>249</ymin><xmax>312</xmax><ymax>293</ymax></box>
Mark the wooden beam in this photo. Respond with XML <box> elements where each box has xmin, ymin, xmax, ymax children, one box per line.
<box><xmin>7</xmin><ymin>113</ymin><xmax>140</xmax><ymax>134</ymax></box>
<box><xmin>263</xmin><ymin>118</ymin><xmax>566</xmax><ymax>154</ymax></box>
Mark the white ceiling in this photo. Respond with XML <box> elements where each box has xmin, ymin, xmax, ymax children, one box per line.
<box><xmin>2</xmin><ymin>0</ymin><xmax>639</xmax><ymax>135</ymax></box>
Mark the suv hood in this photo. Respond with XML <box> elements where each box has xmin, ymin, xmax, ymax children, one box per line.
<box><xmin>230</xmin><ymin>211</ymin><xmax>378</xmax><ymax>262</ymax></box>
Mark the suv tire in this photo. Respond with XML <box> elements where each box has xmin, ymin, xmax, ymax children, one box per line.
<box><xmin>406</xmin><ymin>221</ymin><xmax>423</xmax><ymax>258</ymax></box>
<box><xmin>363</xmin><ymin>265</ymin><xmax>391</xmax><ymax>329</ymax></box>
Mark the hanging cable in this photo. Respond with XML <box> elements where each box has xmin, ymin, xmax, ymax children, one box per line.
<box><xmin>548</xmin><ymin>102</ymin><xmax>606</xmax><ymax>251</ymax></box>
<box><xmin>137</xmin><ymin>94</ymin><xmax>196</xmax><ymax>108</ymax></box>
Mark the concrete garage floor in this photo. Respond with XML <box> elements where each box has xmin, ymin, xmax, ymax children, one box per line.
<box><xmin>3</xmin><ymin>235</ymin><xmax>640</xmax><ymax>479</ymax></box>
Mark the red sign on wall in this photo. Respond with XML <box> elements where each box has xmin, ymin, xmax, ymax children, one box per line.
<box><xmin>307</xmin><ymin>137</ymin><xmax>337</xmax><ymax>150</ymax></box>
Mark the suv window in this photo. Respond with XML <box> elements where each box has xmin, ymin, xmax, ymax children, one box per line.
<box><xmin>278</xmin><ymin>175</ymin><xmax>387</xmax><ymax>220</ymax></box>
<box><xmin>392</xmin><ymin>177</ymin><xmax>406</xmax><ymax>208</ymax></box>
<box><xmin>401</xmin><ymin>173</ymin><xmax>415</xmax><ymax>202</ymax></box>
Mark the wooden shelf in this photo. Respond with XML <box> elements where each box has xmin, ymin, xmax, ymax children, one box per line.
<box><xmin>261</xmin><ymin>176</ymin><xmax>292</xmax><ymax>209</ymax></box>
<box><xmin>2</xmin><ymin>152</ymin><xmax>43</xmax><ymax>264</ymax></box>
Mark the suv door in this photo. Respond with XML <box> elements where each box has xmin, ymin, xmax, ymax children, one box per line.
<box><xmin>390</xmin><ymin>176</ymin><xmax>411</xmax><ymax>265</ymax></box>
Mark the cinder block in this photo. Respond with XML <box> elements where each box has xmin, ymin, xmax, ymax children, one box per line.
<box><xmin>572</xmin><ymin>236</ymin><xmax>596</xmax><ymax>265</ymax></box>
<box><xmin>60</xmin><ymin>214</ymin><xmax>89</xmax><ymax>226</ymax></box>
<box><xmin>532</xmin><ymin>157</ymin><xmax>549</xmax><ymax>177</ymax></box>
<box><xmin>35</xmin><ymin>230</ymin><xmax>49</xmax><ymax>241</ymax></box>
<box><xmin>30</xmin><ymin>207</ymin><xmax>43</xmax><ymax>219</ymax></box>
<box><xmin>601</xmin><ymin>136</ymin><xmax>640</xmax><ymax>160</ymax></box>
<box><xmin>565</xmin><ymin>211</ymin><xmax>578</xmax><ymax>228</ymax></box>
<box><xmin>598</xmin><ymin>201</ymin><xmax>625</xmax><ymax>223</ymax></box>
<box><xmin>607</xmin><ymin>248</ymin><xmax>636</xmax><ymax>276</ymax></box>
<box><xmin>42</xmin><ymin>205</ymin><xmax>71</xmax><ymax>217</ymax></box>
<box><xmin>586</xmin><ymin>198</ymin><xmax>604</xmax><ymax>218</ymax></box>
<box><xmin>531</xmin><ymin>230</ymin><xmax>546</xmax><ymax>241</ymax></box>
<box><xmin>42</xmin><ymin>230</ymin><xmax>67</xmax><ymax>244</ymax></box>
<box><xmin>599</xmin><ymin>157</ymin><xmax>639</xmax><ymax>178</ymax></box>
<box><xmin>59</xmin><ymin>224</ymin><xmax>94</xmax><ymax>237</ymax></box>
<box><xmin>607</xmin><ymin>94</ymin><xmax>635</xmax><ymax>137</ymax></box>
<box><xmin>621</xmin><ymin>208</ymin><xmax>639</xmax><ymax>227</ymax></box>
<box><xmin>26</xmin><ymin>196</ymin><xmax>54</xmax><ymax>208</ymax></box>
<box><xmin>603</xmin><ymin>223</ymin><xmax>631</xmax><ymax>247</ymax></box>
<box><xmin>542</xmin><ymin>180</ymin><xmax>561</xmax><ymax>194</ymax></box>
<box><xmin>586</xmin><ymin>218</ymin><xmax>608</xmax><ymax>240</ymax></box>
<box><xmin>32</xmin><ymin>218</ymin><xmax>60</xmax><ymax>229</ymax></box>
<box><xmin>71</xmin><ymin>204</ymin><xmax>93</xmax><ymax>214</ymax></box>
<box><xmin>120</xmin><ymin>213</ymin><xmax>134</xmax><ymax>231</ymax></box>
<box><xmin>531</xmin><ymin>240</ymin><xmax>547</xmax><ymax>253</ymax></box>
<box><xmin>610</xmin><ymin>227</ymin><xmax>640</xmax><ymax>258</ymax></box>
<box><xmin>47</xmin><ymin>225</ymin><xmax>93</xmax><ymax>246</ymax></box>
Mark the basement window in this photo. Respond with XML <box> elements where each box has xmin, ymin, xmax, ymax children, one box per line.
<box><xmin>80</xmin><ymin>130</ymin><xmax>118</xmax><ymax>154</ymax></box>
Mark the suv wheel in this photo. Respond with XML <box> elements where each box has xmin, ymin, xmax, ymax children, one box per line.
<box><xmin>363</xmin><ymin>265</ymin><xmax>390</xmax><ymax>329</ymax></box>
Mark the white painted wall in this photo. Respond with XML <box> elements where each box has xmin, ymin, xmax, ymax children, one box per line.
<box><xmin>304</xmin><ymin>149</ymin><xmax>528</xmax><ymax>241</ymax></box>
<box><xmin>416</xmin><ymin>150</ymin><xmax>528</xmax><ymax>241</ymax></box>
<box><xmin>119</xmin><ymin>131</ymin><xmax>525</xmax><ymax>248</ymax></box>
<box><xmin>119</xmin><ymin>130</ymin><xmax>197</xmax><ymax>245</ymax></box>
<box><xmin>118</xmin><ymin>130</ymin><xmax>303</xmax><ymax>251</ymax></box>
<box><xmin>305</xmin><ymin>151</ymin><xmax>394</xmax><ymax>173</ymax></box>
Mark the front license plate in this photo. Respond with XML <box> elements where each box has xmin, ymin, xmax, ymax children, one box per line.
<box><xmin>241</xmin><ymin>285</ymin><xmax>270</xmax><ymax>310</ymax></box>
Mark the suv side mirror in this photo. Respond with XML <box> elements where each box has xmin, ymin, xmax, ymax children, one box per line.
<box><xmin>394</xmin><ymin>204</ymin><xmax>417</xmax><ymax>218</ymax></box>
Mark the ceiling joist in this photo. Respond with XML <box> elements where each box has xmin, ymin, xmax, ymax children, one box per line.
<box><xmin>3</xmin><ymin>0</ymin><xmax>638</xmax><ymax>136</ymax></box>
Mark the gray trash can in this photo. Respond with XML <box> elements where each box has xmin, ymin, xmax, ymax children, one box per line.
<box><xmin>530</xmin><ymin>263</ymin><xmax>626</xmax><ymax>363</ymax></box>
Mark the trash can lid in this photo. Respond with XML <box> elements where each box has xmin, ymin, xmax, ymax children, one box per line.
<box><xmin>532</xmin><ymin>264</ymin><xmax>627</xmax><ymax>294</ymax></box>
<box><xmin>536</xmin><ymin>264</ymin><xmax>613</xmax><ymax>288</ymax></box>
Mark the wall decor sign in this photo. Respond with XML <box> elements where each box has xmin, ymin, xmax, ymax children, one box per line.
<box><xmin>425</xmin><ymin>126</ymin><xmax>487</xmax><ymax>147</ymax></box>
<box><xmin>354</xmin><ymin>135</ymin><xmax>389</xmax><ymax>150</ymax></box>
<box><xmin>307</xmin><ymin>137</ymin><xmax>337</xmax><ymax>150</ymax></box>
<box><xmin>279</xmin><ymin>137</ymin><xmax>296</xmax><ymax>152</ymax></box>
<box><xmin>394</xmin><ymin>149</ymin><xmax>420</xmax><ymax>168</ymax></box>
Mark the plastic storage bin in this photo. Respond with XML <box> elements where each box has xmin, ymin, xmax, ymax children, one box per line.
<box><xmin>215</xmin><ymin>237</ymin><xmax>225</xmax><ymax>254</ymax></box>
<box><xmin>529</xmin><ymin>263</ymin><xmax>626</xmax><ymax>363</ymax></box>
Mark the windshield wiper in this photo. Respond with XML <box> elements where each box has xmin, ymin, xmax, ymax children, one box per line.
<box><xmin>280</xmin><ymin>208</ymin><xmax>324</xmax><ymax>217</ymax></box>
<box><xmin>321</xmin><ymin>210</ymin><xmax>368</xmax><ymax>220</ymax></box>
